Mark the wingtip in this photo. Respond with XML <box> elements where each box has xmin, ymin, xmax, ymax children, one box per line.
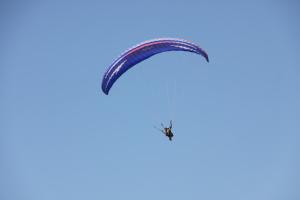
<box><xmin>205</xmin><ymin>54</ymin><xmax>209</xmax><ymax>62</ymax></box>
<box><xmin>102</xmin><ymin>88</ymin><xmax>109</xmax><ymax>95</ymax></box>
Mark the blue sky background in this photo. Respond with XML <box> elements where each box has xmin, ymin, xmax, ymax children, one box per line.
<box><xmin>1</xmin><ymin>1</ymin><xmax>300</xmax><ymax>199</ymax></box>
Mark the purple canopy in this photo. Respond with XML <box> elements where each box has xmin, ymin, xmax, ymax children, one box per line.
<box><xmin>102</xmin><ymin>38</ymin><xmax>209</xmax><ymax>95</ymax></box>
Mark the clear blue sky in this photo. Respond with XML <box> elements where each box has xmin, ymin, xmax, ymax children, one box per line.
<box><xmin>1</xmin><ymin>1</ymin><xmax>299</xmax><ymax>200</ymax></box>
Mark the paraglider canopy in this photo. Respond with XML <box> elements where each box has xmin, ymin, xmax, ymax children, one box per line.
<box><xmin>102</xmin><ymin>38</ymin><xmax>209</xmax><ymax>95</ymax></box>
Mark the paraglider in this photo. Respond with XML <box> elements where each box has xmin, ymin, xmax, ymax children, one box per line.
<box><xmin>159</xmin><ymin>120</ymin><xmax>174</xmax><ymax>141</ymax></box>
<box><xmin>102</xmin><ymin>38</ymin><xmax>209</xmax><ymax>95</ymax></box>
<box><xmin>101</xmin><ymin>38</ymin><xmax>209</xmax><ymax>141</ymax></box>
